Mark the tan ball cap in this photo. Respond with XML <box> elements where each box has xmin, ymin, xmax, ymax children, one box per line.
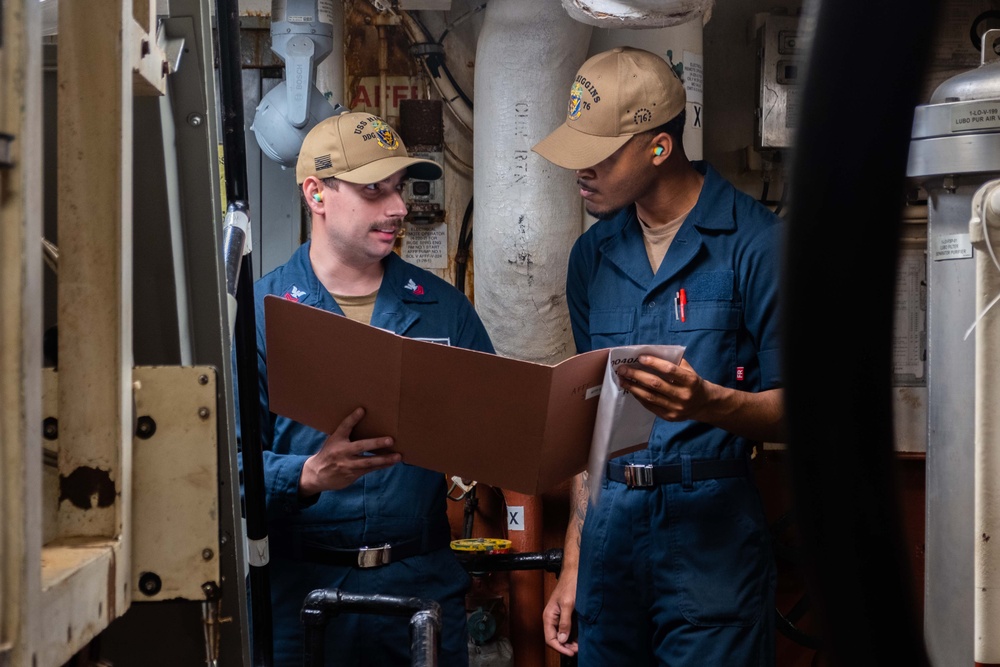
<box><xmin>532</xmin><ymin>46</ymin><xmax>687</xmax><ymax>170</ymax></box>
<box><xmin>295</xmin><ymin>111</ymin><xmax>442</xmax><ymax>184</ymax></box>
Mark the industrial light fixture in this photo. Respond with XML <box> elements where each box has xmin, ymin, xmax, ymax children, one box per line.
<box><xmin>251</xmin><ymin>0</ymin><xmax>345</xmax><ymax>167</ymax></box>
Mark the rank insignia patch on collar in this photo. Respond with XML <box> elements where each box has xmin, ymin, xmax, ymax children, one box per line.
<box><xmin>403</xmin><ymin>279</ymin><xmax>425</xmax><ymax>296</ymax></box>
<box><xmin>283</xmin><ymin>285</ymin><xmax>307</xmax><ymax>302</ymax></box>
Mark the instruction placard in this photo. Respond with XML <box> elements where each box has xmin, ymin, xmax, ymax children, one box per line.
<box><xmin>932</xmin><ymin>233</ymin><xmax>973</xmax><ymax>261</ymax></box>
<box><xmin>401</xmin><ymin>222</ymin><xmax>448</xmax><ymax>270</ymax></box>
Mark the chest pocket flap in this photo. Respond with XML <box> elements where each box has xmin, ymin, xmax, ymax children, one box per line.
<box><xmin>672</xmin><ymin>271</ymin><xmax>739</xmax><ymax>332</ymax></box>
<box><xmin>589</xmin><ymin>308</ymin><xmax>635</xmax><ymax>337</ymax></box>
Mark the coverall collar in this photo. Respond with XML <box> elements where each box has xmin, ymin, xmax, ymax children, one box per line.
<box><xmin>599</xmin><ymin>162</ymin><xmax>736</xmax><ymax>291</ymax></box>
<box><xmin>284</xmin><ymin>241</ymin><xmax>439</xmax><ymax>336</ymax></box>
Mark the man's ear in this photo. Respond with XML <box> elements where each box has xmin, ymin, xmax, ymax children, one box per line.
<box><xmin>650</xmin><ymin>132</ymin><xmax>673</xmax><ymax>163</ymax></box>
<box><xmin>303</xmin><ymin>176</ymin><xmax>324</xmax><ymax>209</ymax></box>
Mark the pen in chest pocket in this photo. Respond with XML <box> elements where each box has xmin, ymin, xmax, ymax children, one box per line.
<box><xmin>674</xmin><ymin>289</ymin><xmax>687</xmax><ymax>322</ymax></box>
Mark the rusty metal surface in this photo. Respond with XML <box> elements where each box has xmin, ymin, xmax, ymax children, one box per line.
<box><xmin>399</xmin><ymin>99</ymin><xmax>443</xmax><ymax>146</ymax></box>
<box><xmin>210</xmin><ymin>15</ymin><xmax>284</xmax><ymax>70</ymax></box>
<box><xmin>344</xmin><ymin>0</ymin><xmax>419</xmax><ymax>116</ymax></box>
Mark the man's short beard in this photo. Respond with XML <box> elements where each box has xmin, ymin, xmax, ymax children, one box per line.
<box><xmin>586</xmin><ymin>204</ymin><xmax>624</xmax><ymax>220</ymax></box>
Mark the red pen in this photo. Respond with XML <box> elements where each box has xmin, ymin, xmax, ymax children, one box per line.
<box><xmin>679</xmin><ymin>288</ymin><xmax>687</xmax><ymax>322</ymax></box>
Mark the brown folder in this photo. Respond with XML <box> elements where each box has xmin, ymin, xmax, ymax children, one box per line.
<box><xmin>263</xmin><ymin>295</ymin><xmax>616</xmax><ymax>495</ymax></box>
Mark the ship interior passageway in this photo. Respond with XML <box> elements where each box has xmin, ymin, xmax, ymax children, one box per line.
<box><xmin>4</xmin><ymin>0</ymin><xmax>1000</xmax><ymax>666</ymax></box>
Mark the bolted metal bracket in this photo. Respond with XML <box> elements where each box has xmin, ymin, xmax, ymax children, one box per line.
<box><xmin>130</xmin><ymin>365</ymin><xmax>221</xmax><ymax>601</ymax></box>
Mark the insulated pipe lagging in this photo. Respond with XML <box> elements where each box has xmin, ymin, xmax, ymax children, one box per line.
<box><xmin>473</xmin><ymin>0</ymin><xmax>591</xmax><ymax>365</ymax></box>
<box><xmin>560</xmin><ymin>0</ymin><xmax>712</xmax><ymax>28</ymax></box>
<box><xmin>314</xmin><ymin>1</ymin><xmax>345</xmax><ymax>106</ymax></box>
<box><xmin>971</xmin><ymin>180</ymin><xmax>1000</xmax><ymax>667</ymax></box>
<box><xmin>473</xmin><ymin>13</ymin><xmax>591</xmax><ymax>665</ymax></box>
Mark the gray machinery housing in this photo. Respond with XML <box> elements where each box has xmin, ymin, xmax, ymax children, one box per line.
<box><xmin>907</xmin><ymin>27</ymin><xmax>1000</xmax><ymax>667</ymax></box>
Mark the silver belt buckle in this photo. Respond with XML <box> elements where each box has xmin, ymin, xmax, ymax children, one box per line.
<box><xmin>357</xmin><ymin>544</ymin><xmax>391</xmax><ymax>568</ymax></box>
<box><xmin>623</xmin><ymin>464</ymin><xmax>654</xmax><ymax>488</ymax></box>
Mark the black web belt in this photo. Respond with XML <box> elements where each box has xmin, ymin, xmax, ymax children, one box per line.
<box><xmin>275</xmin><ymin>525</ymin><xmax>450</xmax><ymax>569</ymax></box>
<box><xmin>296</xmin><ymin>538</ymin><xmax>424</xmax><ymax>568</ymax></box>
<box><xmin>607</xmin><ymin>457</ymin><xmax>750</xmax><ymax>488</ymax></box>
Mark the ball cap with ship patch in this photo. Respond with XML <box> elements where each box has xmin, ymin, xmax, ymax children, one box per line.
<box><xmin>532</xmin><ymin>46</ymin><xmax>687</xmax><ymax>170</ymax></box>
<box><xmin>296</xmin><ymin>111</ymin><xmax>442</xmax><ymax>185</ymax></box>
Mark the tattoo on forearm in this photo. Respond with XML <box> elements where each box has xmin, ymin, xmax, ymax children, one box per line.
<box><xmin>573</xmin><ymin>472</ymin><xmax>589</xmax><ymax>538</ymax></box>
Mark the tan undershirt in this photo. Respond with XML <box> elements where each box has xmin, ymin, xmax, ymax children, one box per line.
<box><xmin>639</xmin><ymin>212</ymin><xmax>688</xmax><ymax>274</ymax></box>
<box><xmin>332</xmin><ymin>289</ymin><xmax>379</xmax><ymax>325</ymax></box>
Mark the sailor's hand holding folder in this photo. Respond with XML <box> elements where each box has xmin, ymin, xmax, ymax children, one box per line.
<box><xmin>297</xmin><ymin>407</ymin><xmax>401</xmax><ymax>498</ymax></box>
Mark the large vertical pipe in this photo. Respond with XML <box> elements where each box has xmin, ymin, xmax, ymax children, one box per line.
<box><xmin>503</xmin><ymin>491</ymin><xmax>543</xmax><ymax>666</ymax></box>
<box><xmin>473</xmin><ymin>3</ymin><xmax>591</xmax><ymax>665</ymax></box>
<box><xmin>473</xmin><ymin>0</ymin><xmax>591</xmax><ymax>365</ymax></box>
<box><xmin>315</xmin><ymin>1</ymin><xmax>345</xmax><ymax>105</ymax></box>
<box><xmin>971</xmin><ymin>180</ymin><xmax>1000</xmax><ymax>667</ymax></box>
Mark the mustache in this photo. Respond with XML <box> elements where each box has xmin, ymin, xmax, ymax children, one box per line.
<box><xmin>369</xmin><ymin>221</ymin><xmax>402</xmax><ymax>234</ymax></box>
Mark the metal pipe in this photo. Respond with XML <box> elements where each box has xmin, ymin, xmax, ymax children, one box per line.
<box><xmin>457</xmin><ymin>548</ymin><xmax>563</xmax><ymax>576</ymax></box>
<box><xmin>314</xmin><ymin>0</ymin><xmax>345</xmax><ymax>105</ymax></box>
<box><xmin>398</xmin><ymin>12</ymin><xmax>474</xmax><ymax>133</ymax></box>
<box><xmin>378</xmin><ymin>23</ymin><xmax>389</xmax><ymax>120</ymax></box>
<box><xmin>300</xmin><ymin>589</ymin><xmax>443</xmax><ymax>667</ymax></box>
<box><xmin>158</xmin><ymin>85</ymin><xmax>193</xmax><ymax>366</ymax></box>
<box><xmin>214</xmin><ymin>0</ymin><xmax>272</xmax><ymax>663</ymax></box>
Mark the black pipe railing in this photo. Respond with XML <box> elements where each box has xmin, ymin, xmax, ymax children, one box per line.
<box><xmin>214</xmin><ymin>0</ymin><xmax>272</xmax><ymax>663</ymax></box>
<box><xmin>295</xmin><ymin>551</ymin><xmax>565</xmax><ymax>666</ymax></box>
<box><xmin>456</xmin><ymin>548</ymin><xmax>564</xmax><ymax>576</ymax></box>
<box><xmin>301</xmin><ymin>589</ymin><xmax>442</xmax><ymax>667</ymax></box>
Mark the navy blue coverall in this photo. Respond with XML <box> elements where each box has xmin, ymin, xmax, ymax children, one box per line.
<box><xmin>238</xmin><ymin>241</ymin><xmax>494</xmax><ymax>666</ymax></box>
<box><xmin>568</xmin><ymin>162</ymin><xmax>783</xmax><ymax>666</ymax></box>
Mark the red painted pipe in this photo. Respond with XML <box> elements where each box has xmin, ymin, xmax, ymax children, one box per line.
<box><xmin>505</xmin><ymin>491</ymin><xmax>544</xmax><ymax>667</ymax></box>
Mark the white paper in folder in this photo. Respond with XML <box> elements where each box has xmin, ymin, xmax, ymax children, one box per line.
<box><xmin>587</xmin><ymin>344</ymin><xmax>686</xmax><ymax>502</ymax></box>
